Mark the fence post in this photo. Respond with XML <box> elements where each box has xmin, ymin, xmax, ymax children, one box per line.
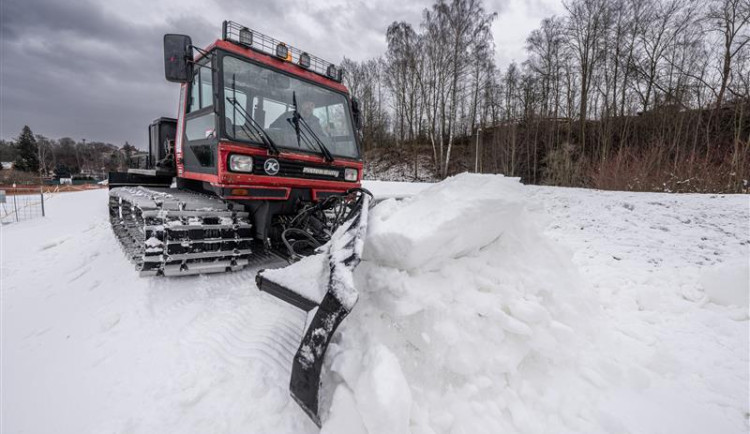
<box><xmin>40</xmin><ymin>186</ymin><xmax>46</xmax><ymax>217</ymax></box>
<box><xmin>12</xmin><ymin>186</ymin><xmax>19</xmax><ymax>222</ymax></box>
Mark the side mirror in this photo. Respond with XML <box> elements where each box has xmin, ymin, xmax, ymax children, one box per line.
<box><xmin>164</xmin><ymin>34</ymin><xmax>194</xmax><ymax>83</ymax></box>
<box><xmin>351</xmin><ymin>97</ymin><xmax>363</xmax><ymax>131</ymax></box>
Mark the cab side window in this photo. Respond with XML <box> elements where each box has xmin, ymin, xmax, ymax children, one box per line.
<box><xmin>188</xmin><ymin>61</ymin><xmax>213</xmax><ymax>112</ymax></box>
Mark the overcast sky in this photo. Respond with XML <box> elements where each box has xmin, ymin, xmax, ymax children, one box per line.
<box><xmin>0</xmin><ymin>0</ymin><xmax>564</xmax><ymax>148</ymax></box>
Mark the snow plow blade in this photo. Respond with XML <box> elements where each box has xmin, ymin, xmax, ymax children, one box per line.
<box><xmin>256</xmin><ymin>190</ymin><xmax>371</xmax><ymax>426</ymax></box>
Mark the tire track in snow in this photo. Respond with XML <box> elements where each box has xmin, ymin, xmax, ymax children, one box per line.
<box><xmin>181</xmin><ymin>295</ymin><xmax>306</xmax><ymax>376</ymax></box>
<box><xmin>166</xmin><ymin>265</ymin><xmax>308</xmax><ymax>387</ymax></box>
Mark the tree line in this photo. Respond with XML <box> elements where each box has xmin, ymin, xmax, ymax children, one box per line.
<box><xmin>1</xmin><ymin>125</ymin><xmax>140</xmax><ymax>180</ymax></box>
<box><xmin>343</xmin><ymin>0</ymin><xmax>750</xmax><ymax>192</ymax></box>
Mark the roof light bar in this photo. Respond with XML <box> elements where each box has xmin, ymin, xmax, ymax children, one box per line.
<box><xmin>222</xmin><ymin>20</ymin><xmax>343</xmax><ymax>83</ymax></box>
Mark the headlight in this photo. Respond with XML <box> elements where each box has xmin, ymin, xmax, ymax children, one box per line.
<box><xmin>229</xmin><ymin>154</ymin><xmax>253</xmax><ymax>172</ymax></box>
<box><xmin>344</xmin><ymin>168</ymin><xmax>358</xmax><ymax>182</ymax></box>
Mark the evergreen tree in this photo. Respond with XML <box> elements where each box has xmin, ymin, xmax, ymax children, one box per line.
<box><xmin>13</xmin><ymin>126</ymin><xmax>40</xmax><ymax>172</ymax></box>
<box><xmin>122</xmin><ymin>142</ymin><xmax>137</xmax><ymax>168</ymax></box>
<box><xmin>54</xmin><ymin>163</ymin><xmax>72</xmax><ymax>179</ymax></box>
<box><xmin>0</xmin><ymin>139</ymin><xmax>17</xmax><ymax>162</ymax></box>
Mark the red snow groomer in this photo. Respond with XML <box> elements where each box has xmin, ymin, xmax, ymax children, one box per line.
<box><xmin>107</xmin><ymin>21</ymin><xmax>371</xmax><ymax>426</ymax></box>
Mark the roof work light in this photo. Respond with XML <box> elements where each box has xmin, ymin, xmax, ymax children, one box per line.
<box><xmin>299</xmin><ymin>52</ymin><xmax>311</xmax><ymax>69</ymax></box>
<box><xmin>239</xmin><ymin>27</ymin><xmax>253</xmax><ymax>46</ymax></box>
<box><xmin>276</xmin><ymin>43</ymin><xmax>289</xmax><ymax>60</ymax></box>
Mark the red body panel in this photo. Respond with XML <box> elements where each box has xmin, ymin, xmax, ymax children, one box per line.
<box><xmin>180</xmin><ymin>141</ymin><xmax>363</xmax><ymax>200</ymax></box>
<box><xmin>175</xmin><ymin>83</ymin><xmax>188</xmax><ymax>178</ymax></box>
<box><xmin>175</xmin><ymin>40</ymin><xmax>362</xmax><ymax>201</ymax></box>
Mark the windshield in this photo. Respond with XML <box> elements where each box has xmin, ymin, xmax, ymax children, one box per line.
<box><xmin>222</xmin><ymin>55</ymin><xmax>359</xmax><ymax>159</ymax></box>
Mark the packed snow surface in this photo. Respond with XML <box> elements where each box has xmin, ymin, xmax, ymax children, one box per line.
<box><xmin>2</xmin><ymin>177</ymin><xmax>748</xmax><ymax>434</ymax></box>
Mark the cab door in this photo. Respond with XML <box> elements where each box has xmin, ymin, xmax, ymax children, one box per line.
<box><xmin>182</xmin><ymin>59</ymin><xmax>218</xmax><ymax>175</ymax></box>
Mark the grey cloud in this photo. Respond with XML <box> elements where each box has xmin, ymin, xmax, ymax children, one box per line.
<box><xmin>1</xmin><ymin>0</ymin><xmax>194</xmax><ymax>145</ymax></box>
<box><xmin>1</xmin><ymin>0</ymin><xmax>161</xmax><ymax>51</ymax></box>
<box><xmin>1</xmin><ymin>0</ymin><xmax>522</xmax><ymax>147</ymax></box>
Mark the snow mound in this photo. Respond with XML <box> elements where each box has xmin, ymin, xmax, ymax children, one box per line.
<box><xmin>364</xmin><ymin>174</ymin><xmax>527</xmax><ymax>270</ymax></box>
<box><xmin>324</xmin><ymin>345</ymin><xmax>412</xmax><ymax>434</ymax></box>
<box><xmin>701</xmin><ymin>258</ymin><xmax>749</xmax><ymax>309</ymax></box>
<box><xmin>322</xmin><ymin>174</ymin><xmax>595</xmax><ymax>433</ymax></box>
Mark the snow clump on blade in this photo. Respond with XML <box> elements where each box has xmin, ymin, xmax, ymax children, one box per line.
<box><xmin>321</xmin><ymin>173</ymin><xmax>597</xmax><ymax>433</ymax></box>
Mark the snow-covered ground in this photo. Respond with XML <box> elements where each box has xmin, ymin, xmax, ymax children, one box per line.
<box><xmin>1</xmin><ymin>177</ymin><xmax>748</xmax><ymax>433</ymax></box>
<box><xmin>1</xmin><ymin>193</ymin><xmax>50</xmax><ymax>224</ymax></box>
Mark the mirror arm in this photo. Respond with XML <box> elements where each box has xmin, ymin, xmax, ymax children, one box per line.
<box><xmin>187</xmin><ymin>46</ymin><xmax>217</xmax><ymax>72</ymax></box>
<box><xmin>189</xmin><ymin>45</ymin><xmax>210</xmax><ymax>57</ymax></box>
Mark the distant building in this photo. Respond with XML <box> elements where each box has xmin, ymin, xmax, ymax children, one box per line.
<box><xmin>1</xmin><ymin>162</ymin><xmax>13</xmax><ymax>169</ymax></box>
<box><xmin>127</xmin><ymin>151</ymin><xmax>150</xmax><ymax>169</ymax></box>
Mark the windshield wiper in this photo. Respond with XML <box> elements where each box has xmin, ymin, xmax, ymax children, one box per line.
<box><xmin>225</xmin><ymin>98</ymin><xmax>263</xmax><ymax>143</ymax></box>
<box><xmin>286</xmin><ymin>118</ymin><xmax>320</xmax><ymax>154</ymax></box>
<box><xmin>227</xmin><ymin>74</ymin><xmax>280</xmax><ymax>155</ymax></box>
<box><xmin>290</xmin><ymin>91</ymin><xmax>334</xmax><ymax>162</ymax></box>
<box><xmin>226</xmin><ymin>97</ymin><xmax>280</xmax><ymax>155</ymax></box>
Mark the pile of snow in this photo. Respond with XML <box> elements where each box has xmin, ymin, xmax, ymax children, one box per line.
<box><xmin>701</xmin><ymin>258</ymin><xmax>749</xmax><ymax>309</ymax></box>
<box><xmin>321</xmin><ymin>174</ymin><xmax>598</xmax><ymax>433</ymax></box>
<box><xmin>364</xmin><ymin>174</ymin><xmax>526</xmax><ymax>270</ymax></box>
